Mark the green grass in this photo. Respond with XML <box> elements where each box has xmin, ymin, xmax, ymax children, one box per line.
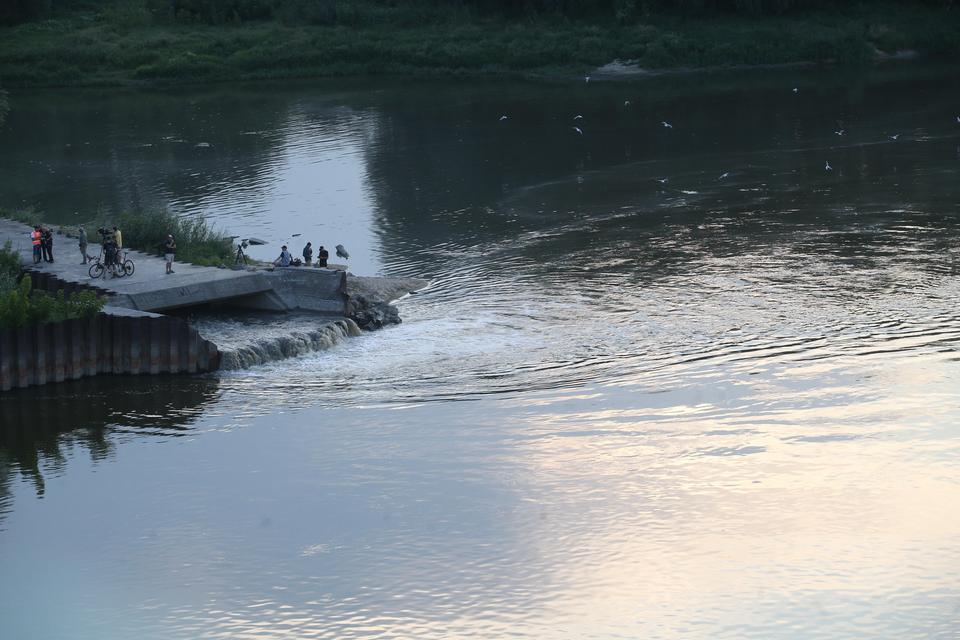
<box><xmin>0</xmin><ymin>2</ymin><xmax>958</xmax><ymax>87</ymax></box>
<box><xmin>0</xmin><ymin>207</ymin><xmax>235</xmax><ymax>267</ymax></box>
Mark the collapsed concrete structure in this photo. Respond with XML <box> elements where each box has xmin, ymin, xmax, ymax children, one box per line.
<box><xmin>0</xmin><ymin>218</ymin><xmax>427</xmax><ymax>389</ymax></box>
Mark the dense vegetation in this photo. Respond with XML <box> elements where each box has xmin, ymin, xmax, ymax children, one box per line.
<box><xmin>0</xmin><ymin>242</ymin><xmax>105</xmax><ymax>328</ymax></box>
<box><xmin>0</xmin><ymin>208</ymin><xmax>235</xmax><ymax>267</ymax></box>
<box><xmin>108</xmin><ymin>209</ymin><xmax>235</xmax><ymax>266</ymax></box>
<box><xmin>1</xmin><ymin>0</ymin><xmax>956</xmax><ymax>26</ymax></box>
<box><xmin>0</xmin><ymin>1</ymin><xmax>957</xmax><ymax>86</ymax></box>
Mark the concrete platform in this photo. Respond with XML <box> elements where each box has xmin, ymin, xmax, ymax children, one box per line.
<box><xmin>0</xmin><ymin>218</ymin><xmax>346</xmax><ymax>314</ymax></box>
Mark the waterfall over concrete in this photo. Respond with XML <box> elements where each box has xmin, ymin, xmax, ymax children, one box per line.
<box><xmin>218</xmin><ymin>319</ymin><xmax>361</xmax><ymax>370</ymax></box>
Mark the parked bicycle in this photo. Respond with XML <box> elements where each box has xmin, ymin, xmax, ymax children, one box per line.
<box><xmin>88</xmin><ymin>243</ymin><xmax>134</xmax><ymax>279</ymax></box>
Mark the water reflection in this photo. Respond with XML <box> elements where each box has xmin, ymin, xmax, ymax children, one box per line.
<box><xmin>3</xmin><ymin>63</ymin><xmax>959</xmax><ymax>280</ymax></box>
<box><xmin>0</xmin><ymin>376</ymin><xmax>220</xmax><ymax>521</ymax></box>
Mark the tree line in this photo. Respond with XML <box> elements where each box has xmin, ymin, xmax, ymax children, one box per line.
<box><xmin>1</xmin><ymin>0</ymin><xmax>955</xmax><ymax>27</ymax></box>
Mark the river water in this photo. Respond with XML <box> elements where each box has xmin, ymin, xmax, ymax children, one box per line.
<box><xmin>1</xmin><ymin>62</ymin><xmax>960</xmax><ymax>639</ymax></box>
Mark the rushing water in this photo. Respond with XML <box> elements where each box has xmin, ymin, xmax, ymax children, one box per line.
<box><xmin>2</xmin><ymin>62</ymin><xmax>960</xmax><ymax>639</ymax></box>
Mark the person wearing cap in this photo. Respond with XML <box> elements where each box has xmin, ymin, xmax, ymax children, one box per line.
<box><xmin>164</xmin><ymin>235</ymin><xmax>176</xmax><ymax>274</ymax></box>
<box><xmin>273</xmin><ymin>245</ymin><xmax>293</xmax><ymax>267</ymax></box>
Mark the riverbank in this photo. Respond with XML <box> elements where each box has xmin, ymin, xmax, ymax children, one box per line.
<box><xmin>1</xmin><ymin>3</ymin><xmax>958</xmax><ymax>87</ymax></box>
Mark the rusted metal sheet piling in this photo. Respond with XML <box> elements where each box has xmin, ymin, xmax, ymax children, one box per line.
<box><xmin>0</xmin><ymin>313</ymin><xmax>220</xmax><ymax>391</ymax></box>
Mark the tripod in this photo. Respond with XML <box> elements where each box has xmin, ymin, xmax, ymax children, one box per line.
<box><xmin>235</xmin><ymin>242</ymin><xmax>247</xmax><ymax>265</ymax></box>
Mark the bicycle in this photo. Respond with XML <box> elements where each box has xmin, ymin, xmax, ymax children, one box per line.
<box><xmin>88</xmin><ymin>246</ymin><xmax>134</xmax><ymax>279</ymax></box>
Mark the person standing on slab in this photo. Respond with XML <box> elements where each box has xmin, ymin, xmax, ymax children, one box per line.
<box><xmin>78</xmin><ymin>226</ymin><xmax>89</xmax><ymax>264</ymax></box>
<box><xmin>302</xmin><ymin>242</ymin><xmax>313</xmax><ymax>266</ymax></box>
<box><xmin>31</xmin><ymin>225</ymin><xmax>42</xmax><ymax>263</ymax></box>
<box><xmin>317</xmin><ymin>245</ymin><xmax>329</xmax><ymax>268</ymax></box>
<box><xmin>164</xmin><ymin>235</ymin><xmax>176</xmax><ymax>274</ymax></box>
<box><xmin>41</xmin><ymin>227</ymin><xmax>54</xmax><ymax>263</ymax></box>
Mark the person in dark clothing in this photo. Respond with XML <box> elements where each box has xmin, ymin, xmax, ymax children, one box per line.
<box><xmin>78</xmin><ymin>226</ymin><xmax>90</xmax><ymax>264</ymax></box>
<box><xmin>302</xmin><ymin>242</ymin><xmax>313</xmax><ymax>266</ymax></box>
<box><xmin>317</xmin><ymin>245</ymin><xmax>329</xmax><ymax>268</ymax></box>
<box><xmin>41</xmin><ymin>227</ymin><xmax>54</xmax><ymax>262</ymax></box>
<box><xmin>104</xmin><ymin>234</ymin><xmax>118</xmax><ymax>270</ymax></box>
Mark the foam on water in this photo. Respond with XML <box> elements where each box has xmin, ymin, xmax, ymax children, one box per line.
<box><xmin>212</xmin><ymin>318</ymin><xmax>361</xmax><ymax>370</ymax></box>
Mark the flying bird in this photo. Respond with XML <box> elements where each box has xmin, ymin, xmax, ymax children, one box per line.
<box><xmin>624</xmin><ymin>100</ymin><xmax>631</xmax><ymax>107</ymax></box>
<box><xmin>834</xmin><ymin>129</ymin><xmax>845</xmax><ymax>136</ymax></box>
<box><xmin>718</xmin><ymin>172</ymin><xmax>730</xmax><ymax>180</ymax></box>
<box><xmin>573</xmin><ymin>127</ymin><xmax>583</xmax><ymax>135</ymax></box>
<box><xmin>889</xmin><ymin>134</ymin><xmax>900</xmax><ymax>140</ymax></box>
<box><xmin>584</xmin><ymin>75</ymin><xmax>591</xmax><ymax>83</ymax></box>
<box><xmin>336</xmin><ymin>244</ymin><xmax>349</xmax><ymax>260</ymax></box>
<box><xmin>498</xmin><ymin>115</ymin><xmax>509</xmax><ymax>121</ymax></box>
<box><xmin>291</xmin><ymin>233</ymin><xmax>301</xmax><ymax>237</ymax></box>
<box><xmin>573</xmin><ymin>115</ymin><xmax>583</xmax><ymax>120</ymax></box>
<box><xmin>956</xmin><ymin>115</ymin><xmax>960</xmax><ymax>123</ymax></box>
<box><xmin>655</xmin><ymin>177</ymin><xmax>669</xmax><ymax>184</ymax></box>
<box><xmin>825</xmin><ymin>161</ymin><xmax>833</xmax><ymax>172</ymax></box>
<box><xmin>661</xmin><ymin>121</ymin><xmax>673</xmax><ymax>129</ymax></box>
<box><xmin>792</xmin><ymin>87</ymin><xmax>798</xmax><ymax>93</ymax></box>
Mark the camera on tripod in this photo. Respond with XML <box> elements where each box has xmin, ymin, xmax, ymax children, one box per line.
<box><xmin>235</xmin><ymin>239</ymin><xmax>249</xmax><ymax>265</ymax></box>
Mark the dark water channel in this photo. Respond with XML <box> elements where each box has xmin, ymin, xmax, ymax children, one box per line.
<box><xmin>1</xmin><ymin>63</ymin><xmax>960</xmax><ymax>639</ymax></box>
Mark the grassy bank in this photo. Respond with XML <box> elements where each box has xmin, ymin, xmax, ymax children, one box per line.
<box><xmin>0</xmin><ymin>208</ymin><xmax>235</xmax><ymax>267</ymax></box>
<box><xmin>0</xmin><ymin>2</ymin><xmax>958</xmax><ymax>87</ymax></box>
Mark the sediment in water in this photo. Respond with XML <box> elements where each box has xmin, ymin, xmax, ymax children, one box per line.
<box><xmin>217</xmin><ymin>318</ymin><xmax>361</xmax><ymax>370</ymax></box>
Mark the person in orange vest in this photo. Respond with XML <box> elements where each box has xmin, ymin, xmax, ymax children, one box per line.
<box><xmin>30</xmin><ymin>225</ymin><xmax>42</xmax><ymax>263</ymax></box>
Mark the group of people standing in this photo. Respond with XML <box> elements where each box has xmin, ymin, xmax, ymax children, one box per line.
<box><xmin>30</xmin><ymin>225</ymin><xmax>55</xmax><ymax>263</ymax></box>
<box><xmin>274</xmin><ymin>242</ymin><xmax>329</xmax><ymax>268</ymax></box>
<box><xmin>77</xmin><ymin>225</ymin><xmax>123</xmax><ymax>266</ymax></box>
<box><xmin>30</xmin><ymin>223</ymin><xmax>178</xmax><ymax>275</ymax></box>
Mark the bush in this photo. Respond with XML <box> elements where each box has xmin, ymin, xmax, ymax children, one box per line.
<box><xmin>0</xmin><ymin>240</ymin><xmax>107</xmax><ymax>328</ymax></box>
<box><xmin>0</xmin><ymin>277</ymin><xmax>32</xmax><ymax>327</ymax></box>
<box><xmin>0</xmin><ymin>241</ymin><xmax>19</xmax><ymax>284</ymax></box>
<box><xmin>0</xmin><ymin>276</ymin><xmax>106</xmax><ymax>329</ymax></box>
<box><xmin>105</xmin><ymin>209</ymin><xmax>234</xmax><ymax>266</ymax></box>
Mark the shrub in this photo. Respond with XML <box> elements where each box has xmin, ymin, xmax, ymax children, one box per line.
<box><xmin>0</xmin><ymin>277</ymin><xmax>32</xmax><ymax>328</ymax></box>
<box><xmin>0</xmin><ymin>277</ymin><xmax>106</xmax><ymax>329</ymax></box>
<box><xmin>0</xmin><ymin>241</ymin><xmax>20</xmax><ymax>285</ymax></box>
<box><xmin>0</xmin><ymin>240</ymin><xmax>107</xmax><ymax>328</ymax></box>
<box><xmin>105</xmin><ymin>209</ymin><xmax>234</xmax><ymax>266</ymax></box>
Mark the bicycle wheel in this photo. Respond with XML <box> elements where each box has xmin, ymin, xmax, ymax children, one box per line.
<box><xmin>123</xmin><ymin>259</ymin><xmax>135</xmax><ymax>277</ymax></box>
<box><xmin>88</xmin><ymin>263</ymin><xmax>104</xmax><ymax>279</ymax></box>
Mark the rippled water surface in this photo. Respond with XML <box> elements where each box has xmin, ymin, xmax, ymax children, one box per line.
<box><xmin>2</xmin><ymin>63</ymin><xmax>960</xmax><ymax>639</ymax></box>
